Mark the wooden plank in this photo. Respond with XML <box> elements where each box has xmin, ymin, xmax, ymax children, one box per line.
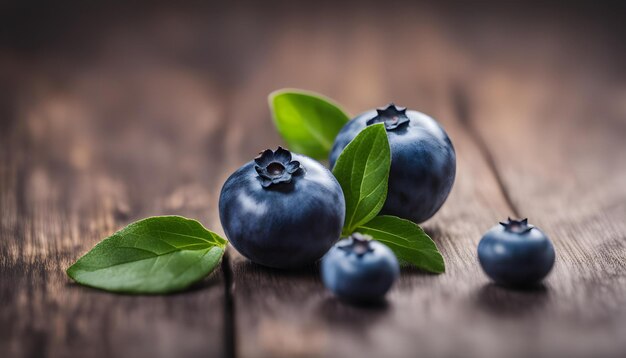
<box><xmin>227</xmin><ymin>6</ymin><xmax>520</xmax><ymax>358</ymax></box>
<box><xmin>0</xmin><ymin>5</ymin><xmax>261</xmax><ymax>355</ymax></box>
<box><xmin>458</xmin><ymin>9</ymin><xmax>626</xmax><ymax>356</ymax></box>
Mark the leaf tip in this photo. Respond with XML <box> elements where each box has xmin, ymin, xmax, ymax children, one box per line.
<box><xmin>65</xmin><ymin>262</ymin><xmax>80</xmax><ymax>281</ymax></box>
<box><xmin>267</xmin><ymin>88</ymin><xmax>286</xmax><ymax>109</ymax></box>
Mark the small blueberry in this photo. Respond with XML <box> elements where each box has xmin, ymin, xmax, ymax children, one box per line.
<box><xmin>478</xmin><ymin>218</ymin><xmax>555</xmax><ymax>286</ymax></box>
<box><xmin>321</xmin><ymin>233</ymin><xmax>400</xmax><ymax>302</ymax></box>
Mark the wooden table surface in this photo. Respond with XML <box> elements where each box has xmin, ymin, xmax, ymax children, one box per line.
<box><xmin>1</xmin><ymin>2</ymin><xmax>625</xmax><ymax>357</ymax></box>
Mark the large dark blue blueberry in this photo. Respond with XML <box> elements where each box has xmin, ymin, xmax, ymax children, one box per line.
<box><xmin>478</xmin><ymin>218</ymin><xmax>555</xmax><ymax>286</ymax></box>
<box><xmin>329</xmin><ymin>104</ymin><xmax>456</xmax><ymax>224</ymax></box>
<box><xmin>219</xmin><ymin>147</ymin><xmax>345</xmax><ymax>269</ymax></box>
<box><xmin>321</xmin><ymin>233</ymin><xmax>399</xmax><ymax>302</ymax></box>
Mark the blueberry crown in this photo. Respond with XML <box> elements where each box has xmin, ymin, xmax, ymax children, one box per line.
<box><xmin>499</xmin><ymin>217</ymin><xmax>534</xmax><ymax>234</ymax></box>
<box><xmin>254</xmin><ymin>147</ymin><xmax>304</xmax><ymax>188</ymax></box>
<box><xmin>339</xmin><ymin>233</ymin><xmax>374</xmax><ymax>256</ymax></box>
<box><xmin>366</xmin><ymin>103</ymin><xmax>410</xmax><ymax>130</ymax></box>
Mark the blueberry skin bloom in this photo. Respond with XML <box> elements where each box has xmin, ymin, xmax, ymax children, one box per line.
<box><xmin>219</xmin><ymin>147</ymin><xmax>345</xmax><ymax>269</ymax></box>
<box><xmin>478</xmin><ymin>218</ymin><xmax>555</xmax><ymax>286</ymax></box>
<box><xmin>329</xmin><ymin>104</ymin><xmax>456</xmax><ymax>224</ymax></box>
<box><xmin>321</xmin><ymin>234</ymin><xmax>400</xmax><ymax>302</ymax></box>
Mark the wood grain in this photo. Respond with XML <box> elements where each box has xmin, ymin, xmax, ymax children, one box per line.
<box><xmin>0</xmin><ymin>3</ymin><xmax>278</xmax><ymax>356</ymax></box>
<box><xmin>458</xmin><ymin>11</ymin><xmax>626</xmax><ymax>355</ymax></box>
<box><xmin>1</xmin><ymin>2</ymin><xmax>625</xmax><ymax>358</ymax></box>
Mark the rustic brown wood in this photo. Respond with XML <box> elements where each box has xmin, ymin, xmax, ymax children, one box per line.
<box><xmin>0</xmin><ymin>3</ymin><xmax>278</xmax><ymax>356</ymax></box>
<box><xmin>457</xmin><ymin>13</ymin><xmax>626</xmax><ymax>355</ymax></box>
<box><xmin>0</xmin><ymin>56</ymin><xmax>229</xmax><ymax>358</ymax></box>
<box><xmin>1</xmin><ymin>2</ymin><xmax>625</xmax><ymax>358</ymax></box>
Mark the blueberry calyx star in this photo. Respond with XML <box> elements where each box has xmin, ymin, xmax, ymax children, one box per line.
<box><xmin>499</xmin><ymin>217</ymin><xmax>534</xmax><ymax>234</ymax></box>
<box><xmin>339</xmin><ymin>233</ymin><xmax>374</xmax><ymax>256</ymax></box>
<box><xmin>366</xmin><ymin>103</ymin><xmax>410</xmax><ymax>130</ymax></box>
<box><xmin>254</xmin><ymin>147</ymin><xmax>303</xmax><ymax>188</ymax></box>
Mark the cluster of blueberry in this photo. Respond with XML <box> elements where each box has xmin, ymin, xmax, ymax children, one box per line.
<box><xmin>219</xmin><ymin>103</ymin><xmax>555</xmax><ymax>303</ymax></box>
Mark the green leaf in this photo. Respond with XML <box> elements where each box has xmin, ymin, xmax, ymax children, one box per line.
<box><xmin>358</xmin><ymin>215</ymin><xmax>445</xmax><ymax>273</ymax></box>
<box><xmin>332</xmin><ymin>123</ymin><xmax>391</xmax><ymax>235</ymax></box>
<box><xmin>269</xmin><ymin>89</ymin><xmax>350</xmax><ymax>159</ymax></box>
<box><xmin>67</xmin><ymin>216</ymin><xmax>227</xmax><ymax>294</ymax></box>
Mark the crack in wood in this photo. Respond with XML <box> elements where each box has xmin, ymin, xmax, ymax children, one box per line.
<box><xmin>452</xmin><ymin>83</ymin><xmax>521</xmax><ymax>218</ymax></box>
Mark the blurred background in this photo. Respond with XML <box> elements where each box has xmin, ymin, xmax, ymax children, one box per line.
<box><xmin>1</xmin><ymin>0</ymin><xmax>624</xmax><ymax>225</ymax></box>
<box><xmin>1</xmin><ymin>1</ymin><xmax>626</xmax><ymax>357</ymax></box>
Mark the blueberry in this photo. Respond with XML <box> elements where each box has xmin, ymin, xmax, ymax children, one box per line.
<box><xmin>321</xmin><ymin>233</ymin><xmax>399</xmax><ymax>302</ymax></box>
<box><xmin>329</xmin><ymin>104</ymin><xmax>456</xmax><ymax>223</ymax></box>
<box><xmin>219</xmin><ymin>147</ymin><xmax>345</xmax><ymax>269</ymax></box>
<box><xmin>478</xmin><ymin>218</ymin><xmax>555</xmax><ymax>286</ymax></box>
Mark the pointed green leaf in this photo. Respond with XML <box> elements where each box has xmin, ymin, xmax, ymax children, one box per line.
<box><xmin>332</xmin><ymin>123</ymin><xmax>391</xmax><ymax>235</ymax></box>
<box><xmin>358</xmin><ymin>215</ymin><xmax>445</xmax><ymax>273</ymax></box>
<box><xmin>269</xmin><ymin>89</ymin><xmax>350</xmax><ymax>159</ymax></box>
<box><xmin>67</xmin><ymin>216</ymin><xmax>227</xmax><ymax>294</ymax></box>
